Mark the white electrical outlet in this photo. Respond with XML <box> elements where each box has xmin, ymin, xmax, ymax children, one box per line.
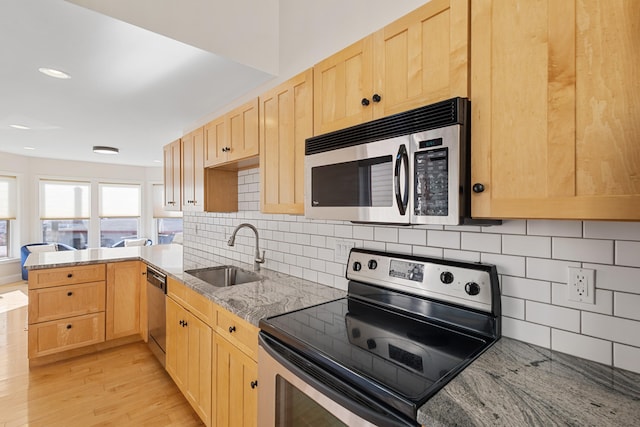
<box><xmin>568</xmin><ymin>267</ymin><xmax>595</xmax><ymax>304</ymax></box>
<box><xmin>334</xmin><ymin>240</ymin><xmax>355</xmax><ymax>263</ymax></box>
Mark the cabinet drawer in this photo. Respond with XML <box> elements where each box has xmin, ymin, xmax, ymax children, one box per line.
<box><xmin>168</xmin><ymin>278</ymin><xmax>214</xmax><ymax>326</ymax></box>
<box><xmin>28</xmin><ymin>312</ymin><xmax>106</xmax><ymax>359</ymax></box>
<box><xmin>215</xmin><ymin>306</ymin><xmax>259</xmax><ymax>361</ymax></box>
<box><xmin>29</xmin><ymin>281</ymin><xmax>106</xmax><ymax>324</ymax></box>
<box><xmin>29</xmin><ymin>264</ymin><xmax>106</xmax><ymax>290</ymax></box>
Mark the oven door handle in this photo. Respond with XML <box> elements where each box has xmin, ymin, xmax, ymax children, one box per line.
<box><xmin>394</xmin><ymin>144</ymin><xmax>409</xmax><ymax>216</ymax></box>
<box><xmin>259</xmin><ymin>334</ymin><xmax>417</xmax><ymax>427</ymax></box>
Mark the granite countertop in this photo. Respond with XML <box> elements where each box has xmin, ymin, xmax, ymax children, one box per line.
<box><xmin>25</xmin><ymin>245</ymin><xmax>640</xmax><ymax>426</ymax></box>
<box><xmin>418</xmin><ymin>338</ymin><xmax>640</xmax><ymax>426</ymax></box>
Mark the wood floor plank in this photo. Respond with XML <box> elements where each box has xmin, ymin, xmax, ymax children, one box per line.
<box><xmin>0</xmin><ymin>283</ymin><xmax>204</xmax><ymax>426</ymax></box>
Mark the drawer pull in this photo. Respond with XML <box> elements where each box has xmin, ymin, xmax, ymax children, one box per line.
<box><xmin>179</xmin><ymin>320</ymin><xmax>188</xmax><ymax>327</ymax></box>
<box><xmin>228</xmin><ymin>326</ymin><xmax>236</xmax><ymax>333</ymax></box>
<box><xmin>250</xmin><ymin>380</ymin><xmax>258</xmax><ymax>389</ymax></box>
<box><xmin>67</xmin><ymin>273</ymin><xmax>73</xmax><ymax>278</ymax></box>
<box><xmin>67</xmin><ymin>291</ymin><xmax>73</xmax><ymax>296</ymax></box>
<box><xmin>66</xmin><ymin>324</ymin><xmax>72</xmax><ymax>329</ymax></box>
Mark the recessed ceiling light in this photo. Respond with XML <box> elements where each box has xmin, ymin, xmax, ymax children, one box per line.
<box><xmin>38</xmin><ymin>67</ymin><xmax>71</xmax><ymax>79</ymax></box>
<box><xmin>9</xmin><ymin>124</ymin><xmax>31</xmax><ymax>130</ymax></box>
<box><xmin>23</xmin><ymin>146</ymin><xmax>36</xmax><ymax>150</ymax></box>
<box><xmin>93</xmin><ymin>146</ymin><xmax>119</xmax><ymax>155</ymax></box>
<box><xmin>153</xmin><ymin>160</ymin><xmax>161</xmax><ymax>163</ymax></box>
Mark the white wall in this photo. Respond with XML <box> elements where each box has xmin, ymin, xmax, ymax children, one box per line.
<box><xmin>0</xmin><ymin>152</ymin><xmax>161</xmax><ymax>283</ymax></box>
<box><xmin>183</xmin><ymin>168</ymin><xmax>640</xmax><ymax>375</ymax></box>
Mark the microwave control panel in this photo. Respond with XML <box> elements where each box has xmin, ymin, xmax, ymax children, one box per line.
<box><xmin>414</xmin><ymin>142</ymin><xmax>449</xmax><ymax>217</ymax></box>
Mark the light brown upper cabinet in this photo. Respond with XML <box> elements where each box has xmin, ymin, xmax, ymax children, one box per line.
<box><xmin>313</xmin><ymin>0</ymin><xmax>469</xmax><ymax>135</ymax></box>
<box><xmin>470</xmin><ymin>0</ymin><xmax>640</xmax><ymax>220</ymax></box>
<box><xmin>181</xmin><ymin>127</ymin><xmax>205</xmax><ymax>212</ymax></box>
<box><xmin>163</xmin><ymin>139</ymin><xmax>181</xmax><ymax>211</ymax></box>
<box><xmin>204</xmin><ymin>98</ymin><xmax>260</xmax><ymax>168</ymax></box>
<box><xmin>259</xmin><ymin>69</ymin><xmax>313</xmax><ymax>214</ymax></box>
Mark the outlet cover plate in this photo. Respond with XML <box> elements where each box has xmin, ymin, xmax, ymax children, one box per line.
<box><xmin>568</xmin><ymin>267</ymin><xmax>595</xmax><ymax>304</ymax></box>
<box><xmin>335</xmin><ymin>240</ymin><xmax>355</xmax><ymax>263</ymax></box>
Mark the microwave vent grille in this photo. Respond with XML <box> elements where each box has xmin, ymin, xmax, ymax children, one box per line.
<box><xmin>306</xmin><ymin>97</ymin><xmax>467</xmax><ymax>155</ymax></box>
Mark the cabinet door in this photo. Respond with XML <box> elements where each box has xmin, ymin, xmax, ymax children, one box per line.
<box><xmin>471</xmin><ymin>0</ymin><xmax>640</xmax><ymax>220</ymax></box>
<box><xmin>166</xmin><ymin>297</ymin><xmax>188</xmax><ymax>393</ymax></box>
<box><xmin>260</xmin><ymin>69</ymin><xmax>313</xmax><ymax>214</ymax></box>
<box><xmin>181</xmin><ymin>127</ymin><xmax>205</xmax><ymax>212</ymax></box>
<box><xmin>163</xmin><ymin>139</ymin><xmax>181</xmax><ymax>211</ymax></box>
<box><xmin>214</xmin><ymin>335</ymin><xmax>258</xmax><ymax>427</ymax></box>
<box><xmin>313</xmin><ymin>36</ymin><xmax>374</xmax><ymax>135</ymax></box>
<box><xmin>227</xmin><ymin>98</ymin><xmax>260</xmax><ymax>162</ymax></box>
<box><xmin>373</xmin><ymin>0</ymin><xmax>469</xmax><ymax>118</ymax></box>
<box><xmin>106</xmin><ymin>261</ymin><xmax>141</xmax><ymax>340</ymax></box>
<box><xmin>204</xmin><ymin>116</ymin><xmax>226</xmax><ymax>167</ymax></box>
<box><xmin>185</xmin><ymin>312</ymin><xmax>212</xmax><ymax>426</ymax></box>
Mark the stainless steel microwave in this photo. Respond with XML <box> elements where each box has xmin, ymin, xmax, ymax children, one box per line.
<box><xmin>305</xmin><ymin>97</ymin><xmax>493</xmax><ymax>225</ymax></box>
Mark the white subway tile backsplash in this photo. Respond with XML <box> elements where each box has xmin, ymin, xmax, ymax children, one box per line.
<box><xmin>584</xmin><ymin>221</ymin><xmax>640</xmax><ymax>241</ymax></box>
<box><xmin>551</xmin><ymin>283</ymin><xmax>613</xmax><ymax>315</ymax></box>
<box><xmin>462</xmin><ymin>232</ymin><xmax>501</xmax><ymax>253</ymax></box>
<box><xmin>398</xmin><ymin>228</ymin><xmax>426</xmax><ymax>246</ymax></box>
<box><xmin>614</xmin><ymin>344</ymin><xmax>640</xmax><ymax>374</ymax></box>
<box><xmin>443</xmin><ymin>249</ymin><xmax>480</xmax><ymax>263</ymax></box>
<box><xmin>502</xmin><ymin>276</ymin><xmax>551</xmax><ymax>303</ymax></box>
<box><xmin>553</xmin><ymin>237</ymin><xmax>614</xmax><ymax>264</ymax></box>
<box><xmin>527</xmin><ymin>220</ymin><xmax>582</xmax><ymax>237</ymax></box>
<box><xmin>502</xmin><ymin>317</ymin><xmax>550</xmax><ymax>348</ymax></box>
<box><xmin>427</xmin><ymin>230</ymin><xmax>460</xmax><ymax>249</ymax></box>
<box><xmin>526</xmin><ymin>301</ymin><xmax>580</xmax><ymax>332</ymax></box>
<box><xmin>526</xmin><ymin>258</ymin><xmax>580</xmax><ymax>283</ymax></box>
<box><xmin>413</xmin><ymin>245</ymin><xmax>443</xmax><ymax>258</ymax></box>
<box><xmin>502</xmin><ymin>235</ymin><xmax>551</xmax><ymax>258</ymax></box>
<box><xmin>482</xmin><ymin>220</ymin><xmax>526</xmax><ymax>235</ymax></box>
<box><xmin>583</xmin><ymin>312</ymin><xmax>640</xmax><ymax>347</ymax></box>
<box><xmin>582</xmin><ymin>263</ymin><xmax>640</xmax><ymax>294</ymax></box>
<box><xmin>334</xmin><ymin>224</ymin><xmax>353</xmax><ymax>238</ymax></box>
<box><xmin>374</xmin><ymin>227</ymin><xmax>398</xmax><ymax>243</ymax></box>
<box><xmin>481</xmin><ymin>253</ymin><xmax>526</xmax><ymax>277</ymax></box>
<box><xmin>615</xmin><ymin>241</ymin><xmax>640</xmax><ymax>267</ymax></box>
<box><xmin>353</xmin><ymin>225</ymin><xmax>374</xmax><ymax>240</ymax></box>
<box><xmin>614</xmin><ymin>292</ymin><xmax>640</xmax><ymax>321</ymax></box>
<box><xmin>182</xmin><ymin>167</ymin><xmax>640</xmax><ymax>374</ymax></box>
<box><xmin>501</xmin><ymin>296</ymin><xmax>525</xmax><ymax>319</ymax></box>
<box><xmin>552</xmin><ymin>329</ymin><xmax>612</xmax><ymax>365</ymax></box>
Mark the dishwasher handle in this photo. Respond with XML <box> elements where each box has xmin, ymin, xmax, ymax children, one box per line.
<box><xmin>146</xmin><ymin>266</ymin><xmax>167</xmax><ymax>294</ymax></box>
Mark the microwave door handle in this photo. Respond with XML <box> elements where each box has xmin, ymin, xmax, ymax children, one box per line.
<box><xmin>394</xmin><ymin>144</ymin><xmax>409</xmax><ymax>215</ymax></box>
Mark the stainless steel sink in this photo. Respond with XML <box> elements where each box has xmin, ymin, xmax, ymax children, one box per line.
<box><xmin>185</xmin><ymin>266</ymin><xmax>262</xmax><ymax>287</ymax></box>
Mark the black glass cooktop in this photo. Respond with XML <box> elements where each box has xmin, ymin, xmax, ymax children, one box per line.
<box><xmin>261</xmin><ymin>297</ymin><xmax>488</xmax><ymax>407</ymax></box>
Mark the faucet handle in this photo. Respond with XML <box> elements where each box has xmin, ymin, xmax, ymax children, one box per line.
<box><xmin>256</xmin><ymin>251</ymin><xmax>266</xmax><ymax>264</ymax></box>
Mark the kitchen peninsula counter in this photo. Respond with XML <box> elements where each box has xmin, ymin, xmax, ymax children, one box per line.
<box><xmin>25</xmin><ymin>245</ymin><xmax>640</xmax><ymax>426</ymax></box>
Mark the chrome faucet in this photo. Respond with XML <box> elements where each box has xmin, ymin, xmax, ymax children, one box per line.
<box><xmin>227</xmin><ymin>223</ymin><xmax>266</xmax><ymax>271</ymax></box>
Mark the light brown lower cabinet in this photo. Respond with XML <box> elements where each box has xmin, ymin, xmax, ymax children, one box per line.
<box><xmin>166</xmin><ymin>296</ymin><xmax>213</xmax><ymax>426</ymax></box>
<box><xmin>213</xmin><ymin>334</ymin><xmax>258</xmax><ymax>427</ymax></box>
<box><xmin>106</xmin><ymin>261</ymin><xmax>142</xmax><ymax>340</ymax></box>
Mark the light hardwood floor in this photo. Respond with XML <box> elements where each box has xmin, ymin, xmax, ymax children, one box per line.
<box><xmin>0</xmin><ymin>282</ymin><xmax>204</xmax><ymax>427</ymax></box>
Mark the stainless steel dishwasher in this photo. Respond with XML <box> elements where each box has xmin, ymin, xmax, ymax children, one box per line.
<box><xmin>146</xmin><ymin>265</ymin><xmax>167</xmax><ymax>367</ymax></box>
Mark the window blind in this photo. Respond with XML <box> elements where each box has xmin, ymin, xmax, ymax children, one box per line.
<box><xmin>40</xmin><ymin>180</ymin><xmax>90</xmax><ymax>219</ymax></box>
<box><xmin>99</xmin><ymin>183</ymin><xmax>141</xmax><ymax>217</ymax></box>
<box><xmin>0</xmin><ymin>175</ymin><xmax>17</xmax><ymax>220</ymax></box>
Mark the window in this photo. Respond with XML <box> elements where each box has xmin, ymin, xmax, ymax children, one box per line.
<box><xmin>153</xmin><ymin>184</ymin><xmax>182</xmax><ymax>244</ymax></box>
<box><xmin>0</xmin><ymin>175</ymin><xmax>16</xmax><ymax>258</ymax></box>
<box><xmin>99</xmin><ymin>183</ymin><xmax>141</xmax><ymax>247</ymax></box>
<box><xmin>40</xmin><ymin>180</ymin><xmax>90</xmax><ymax>249</ymax></box>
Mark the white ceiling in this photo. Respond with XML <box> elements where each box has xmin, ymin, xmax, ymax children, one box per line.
<box><xmin>0</xmin><ymin>0</ymin><xmax>274</xmax><ymax>167</ymax></box>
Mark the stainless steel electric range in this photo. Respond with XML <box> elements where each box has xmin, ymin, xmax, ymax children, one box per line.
<box><xmin>258</xmin><ymin>248</ymin><xmax>501</xmax><ymax>426</ymax></box>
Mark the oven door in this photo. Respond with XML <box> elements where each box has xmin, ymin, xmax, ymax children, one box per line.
<box><xmin>258</xmin><ymin>334</ymin><xmax>417</xmax><ymax>427</ymax></box>
<box><xmin>304</xmin><ymin>135</ymin><xmax>410</xmax><ymax>224</ymax></box>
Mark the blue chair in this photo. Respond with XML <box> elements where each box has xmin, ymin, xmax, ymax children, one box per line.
<box><xmin>20</xmin><ymin>243</ymin><xmax>77</xmax><ymax>280</ymax></box>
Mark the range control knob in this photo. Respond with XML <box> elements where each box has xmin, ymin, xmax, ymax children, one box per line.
<box><xmin>353</xmin><ymin>261</ymin><xmax>362</xmax><ymax>272</ymax></box>
<box><xmin>465</xmin><ymin>282</ymin><xmax>481</xmax><ymax>296</ymax></box>
<box><xmin>440</xmin><ymin>271</ymin><xmax>454</xmax><ymax>284</ymax></box>
<box><xmin>368</xmin><ymin>260</ymin><xmax>378</xmax><ymax>270</ymax></box>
